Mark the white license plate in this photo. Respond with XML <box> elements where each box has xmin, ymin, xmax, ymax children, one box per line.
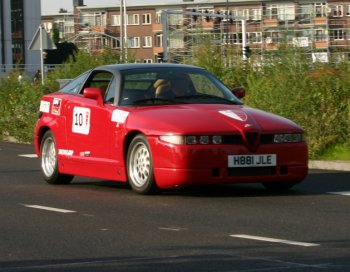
<box><xmin>228</xmin><ymin>154</ymin><xmax>276</xmax><ymax>168</ymax></box>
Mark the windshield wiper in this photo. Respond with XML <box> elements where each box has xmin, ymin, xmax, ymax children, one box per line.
<box><xmin>174</xmin><ymin>94</ymin><xmax>241</xmax><ymax>105</ymax></box>
<box><xmin>132</xmin><ymin>97</ymin><xmax>178</xmax><ymax>105</ymax></box>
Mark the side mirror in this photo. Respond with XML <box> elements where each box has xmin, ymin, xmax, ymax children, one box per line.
<box><xmin>83</xmin><ymin>88</ymin><xmax>103</xmax><ymax>105</ymax></box>
<box><xmin>232</xmin><ymin>87</ymin><xmax>245</xmax><ymax>99</ymax></box>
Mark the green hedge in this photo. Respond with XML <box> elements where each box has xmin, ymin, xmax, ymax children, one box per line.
<box><xmin>0</xmin><ymin>47</ymin><xmax>349</xmax><ymax>159</ymax></box>
<box><xmin>0</xmin><ymin>74</ymin><xmax>43</xmax><ymax>143</ymax></box>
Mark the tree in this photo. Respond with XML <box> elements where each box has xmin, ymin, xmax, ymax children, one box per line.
<box><xmin>51</xmin><ymin>23</ymin><xmax>60</xmax><ymax>45</ymax></box>
<box><xmin>45</xmin><ymin>42</ymin><xmax>78</xmax><ymax>65</ymax></box>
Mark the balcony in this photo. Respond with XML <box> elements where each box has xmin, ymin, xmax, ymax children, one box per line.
<box><xmin>152</xmin><ymin>24</ymin><xmax>163</xmax><ymax>31</ymax></box>
<box><xmin>91</xmin><ymin>26</ymin><xmax>105</xmax><ymax>33</ymax></box>
<box><xmin>312</xmin><ymin>16</ymin><xmax>327</xmax><ymax>25</ymax></box>
<box><xmin>264</xmin><ymin>43</ymin><xmax>279</xmax><ymax>50</ymax></box>
<box><xmin>263</xmin><ymin>18</ymin><xmax>278</xmax><ymax>27</ymax></box>
<box><xmin>153</xmin><ymin>47</ymin><xmax>163</xmax><ymax>54</ymax></box>
<box><xmin>201</xmin><ymin>20</ymin><xmax>214</xmax><ymax>29</ymax></box>
<box><xmin>313</xmin><ymin>40</ymin><xmax>328</xmax><ymax>49</ymax></box>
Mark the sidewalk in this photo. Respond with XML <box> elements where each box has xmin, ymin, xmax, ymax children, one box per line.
<box><xmin>309</xmin><ymin>160</ymin><xmax>350</xmax><ymax>171</ymax></box>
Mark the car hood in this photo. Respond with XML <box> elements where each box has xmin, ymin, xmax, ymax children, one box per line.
<box><xmin>125</xmin><ymin>104</ymin><xmax>303</xmax><ymax>135</ymax></box>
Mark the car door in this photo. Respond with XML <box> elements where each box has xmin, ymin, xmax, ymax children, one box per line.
<box><xmin>65</xmin><ymin>71</ymin><xmax>116</xmax><ymax>166</ymax></box>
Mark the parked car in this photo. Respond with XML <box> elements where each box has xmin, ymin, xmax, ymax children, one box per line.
<box><xmin>35</xmin><ymin>63</ymin><xmax>308</xmax><ymax>194</ymax></box>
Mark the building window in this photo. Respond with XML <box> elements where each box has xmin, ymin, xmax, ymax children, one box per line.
<box><xmin>142</xmin><ymin>36</ymin><xmax>152</xmax><ymax>47</ymax></box>
<box><xmin>315</xmin><ymin>3</ymin><xmax>326</xmax><ymax>17</ymax></box>
<box><xmin>266</xmin><ymin>5</ymin><xmax>278</xmax><ymax>19</ymax></box>
<box><xmin>11</xmin><ymin>0</ymin><xmax>24</xmax><ymax>64</ymax></box>
<box><xmin>144</xmin><ymin>59</ymin><xmax>152</xmax><ymax>63</ymax></box>
<box><xmin>231</xmin><ymin>9</ymin><xmax>238</xmax><ymax>17</ymax></box>
<box><xmin>242</xmin><ymin>9</ymin><xmax>249</xmax><ymax>20</ymax></box>
<box><xmin>315</xmin><ymin>29</ymin><xmax>326</xmax><ymax>41</ymax></box>
<box><xmin>232</xmin><ymin>33</ymin><xmax>242</xmax><ymax>44</ymax></box>
<box><xmin>331</xmin><ymin>29</ymin><xmax>345</xmax><ymax>40</ymax></box>
<box><xmin>265</xmin><ymin>31</ymin><xmax>280</xmax><ymax>43</ymax></box>
<box><xmin>127</xmin><ymin>14</ymin><xmax>139</xmax><ymax>25</ymax></box>
<box><xmin>346</xmin><ymin>5</ymin><xmax>350</xmax><ymax>16</ymax></box>
<box><xmin>266</xmin><ymin>4</ymin><xmax>295</xmax><ymax>21</ymax></box>
<box><xmin>169</xmin><ymin>32</ymin><xmax>184</xmax><ymax>48</ymax></box>
<box><xmin>156</xmin><ymin>12</ymin><xmax>162</xmax><ymax>24</ymax></box>
<box><xmin>222</xmin><ymin>33</ymin><xmax>230</xmax><ymax>44</ymax></box>
<box><xmin>333</xmin><ymin>5</ymin><xmax>343</xmax><ymax>17</ymax></box>
<box><xmin>65</xmin><ymin>26</ymin><xmax>74</xmax><ymax>34</ymax></box>
<box><xmin>155</xmin><ymin>33</ymin><xmax>163</xmax><ymax>47</ymax></box>
<box><xmin>249</xmin><ymin>32</ymin><xmax>262</xmax><ymax>43</ymax></box>
<box><xmin>142</xmin><ymin>13</ymin><xmax>151</xmax><ymax>25</ymax></box>
<box><xmin>111</xmin><ymin>15</ymin><xmax>121</xmax><ymax>26</ymax></box>
<box><xmin>128</xmin><ymin>37</ymin><xmax>140</xmax><ymax>48</ymax></box>
<box><xmin>81</xmin><ymin>12</ymin><xmax>106</xmax><ymax>27</ymax></box>
<box><xmin>168</xmin><ymin>13</ymin><xmax>183</xmax><ymax>25</ymax></box>
<box><xmin>250</xmin><ymin>9</ymin><xmax>261</xmax><ymax>20</ymax></box>
<box><xmin>112</xmin><ymin>38</ymin><xmax>120</xmax><ymax>49</ymax></box>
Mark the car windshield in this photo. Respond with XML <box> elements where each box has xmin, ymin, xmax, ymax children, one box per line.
<box><xmin>119</xmin><ymin>67</ymin><xmax>242</xmax><ymax>106</ymax></box>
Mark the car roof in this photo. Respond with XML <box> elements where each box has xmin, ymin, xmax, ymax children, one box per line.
<box><xmin>93</xmin><ymin>63</ymin><xmax>205</xmax><ymax>73</ymax></box>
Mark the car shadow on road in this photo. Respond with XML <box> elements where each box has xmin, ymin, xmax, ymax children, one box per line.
<box><xmin>1</xmin><ymin>250</ymin><xmax>350</xmax><ymax>272</ymax></box>
<box><xmin>172</xmin><ymin>170</ymin><xmax>350</xmax><ymax>197</ymax></box>
<box><xmin>68</xmin><ymin>170</ymin><xmax>350</xmax><ymax>198</ymax></box>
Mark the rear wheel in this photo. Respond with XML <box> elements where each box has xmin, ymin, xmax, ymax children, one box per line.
<box><xmin>262</xmin><ymin>181</ymin><xmax>299</xmax><ymax>192</ymax></box>
<box><xmin>40</xmin><ymin>131</ymin><xmax>74</xmax><ymax>184</ymax></box>
<box><xmin>127</xmin><ymin>135</ymin><xmax>157</xmax><ymax>194</ymax></box>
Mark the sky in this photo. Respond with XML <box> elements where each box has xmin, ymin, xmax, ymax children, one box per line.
<box><xmin>41</xmin><ymin>0</ymin><xmax>179</xmax><ymax>14</ymax></box>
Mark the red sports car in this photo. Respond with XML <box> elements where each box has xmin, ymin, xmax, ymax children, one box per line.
<box><xmin>35</xmin><ymin>64</ymin><xmax>308</xmax><ymax>194</ymax></box>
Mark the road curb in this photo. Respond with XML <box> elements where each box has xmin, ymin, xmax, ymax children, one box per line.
<box><xmin>309</xmin><ymin>160</ymin><xmax>350</xmax><ymax>171</ymax></box>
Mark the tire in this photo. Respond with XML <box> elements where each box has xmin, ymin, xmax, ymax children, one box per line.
<box><xmin>127</xmin><ymin>134</ymin><xmax>158</xmax><ymax>194</ymax></box>
<box><xmin>40</xmin><ymin>131</ymin><xmax>74</xmax><ymax>184</ymax></box>
<box><xmin>262</xmin><ymin>181</ymin><xmax>299</xmax><ymax>192</ymax></box>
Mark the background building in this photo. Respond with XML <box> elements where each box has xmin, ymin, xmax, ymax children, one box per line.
<box><xmin>42</xmin><ymin>0</ymin><xmax>350</xmax><ymax>63</ymax></box>
<box><xmin>0</xmin><ymin>0</ymin><xmax>41</xmax><ymax>75</ymax></box>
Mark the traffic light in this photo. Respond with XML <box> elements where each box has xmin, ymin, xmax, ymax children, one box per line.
<box><xmin>157</xmin><ymin>52</ymin><xmax>164</xmax><ymax>63</ymax></box>
<box><xmin>192</xmin><ymin>9</ymin><xmax>198</xmax><ymax>22</ymax></box>
<box><xmin>204</xmin><ymin>9</ymin><xmax>210</xmax><ymax>22</ymax></box>
<box><xmin>214</xmin><ymin>10</ymin><xmax>222</xmax><ymax>24</ymax></box>
<box><xmin>228</xmin><ymin>11</ymin><xmax>234</xmax><ymax>24</ymax></box>
<box><xmin>243</xmin><ymin>46</ymin><xmax>251</xmax><ymax>58</ymax></box>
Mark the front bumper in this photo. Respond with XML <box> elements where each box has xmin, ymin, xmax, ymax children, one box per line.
<box><xmin>149</xmin><ymin>137</ymin><xmax>308</xmax><ymax>189</ymax></box>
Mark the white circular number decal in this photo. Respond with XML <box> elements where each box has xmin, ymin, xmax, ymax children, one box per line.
<box><xmin>72</xmin><ymin>107</ymin><xmax>90</xmax><ymax>135</ymax></box>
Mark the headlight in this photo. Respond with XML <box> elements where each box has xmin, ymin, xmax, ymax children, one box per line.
<box><xmin>212</xmin><ymin>135</ymin><xmax>223</xmax><ymax>144</ymax></box>
<box><xmin>199</xmin><ymin>136</ymin><xmax>210</xmax><ymax>144</ymax></box>
<box><xmin>186</xmin><ymin>136</ymin><xmax>197</xmax><ymax>145</ymax></box>
<box><xmin>159</xmin><ymin>135</ymin><xmax>185</xmax><ymax>145</ymax></box>
<box><xmin>274</xmin><ymin>133</ymin><xmax>304</xmax><ymax>143</ymax></box>
<box><xmin>159</xmin><ymin>135</ymin><xmax>223</xmax><ymax>145</ymax></box>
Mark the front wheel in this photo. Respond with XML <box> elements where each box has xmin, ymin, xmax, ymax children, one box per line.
<box><xmin>40</xmin><ymin>131</ymin><xmax>74</xmax><ymax>184</ymax></box>
<box><xmin>127</xmin><ymin>135</ymin><xmax>158</xmax><ymax>194</ymax></box>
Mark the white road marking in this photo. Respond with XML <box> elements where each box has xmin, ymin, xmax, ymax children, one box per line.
<box><xmin>22</xmin><ymin>204</ymin><xmax>76</xmax><ymax>213</ymax></box>
<box><xmin>230</xmin><ymin>234</ymin><xmax>319</xmax><ymax>247</ymax></box>
<box><xmin>329</xmin><ymin>191</ymin><xmax>350</xmax><ymax>196</ymax></box>
<box><xmin>18</xmin><ymin>154</ymin><xmax>38</xmax><ymax>158</ymax></box>
<box><xmin>158</xmin><ymin>227</ymin><xmax>187</xmax><ymax>232</ymax></box>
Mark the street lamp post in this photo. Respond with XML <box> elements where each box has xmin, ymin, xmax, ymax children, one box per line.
<box><xmin>120</xmin><ymin>0</ymin><xmax>128</xmax><ymax>62</ymax></box>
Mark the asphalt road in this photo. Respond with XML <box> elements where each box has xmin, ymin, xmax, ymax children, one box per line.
<box><xmin>1</xmin><ymin>141</ymin><xmax>350</xmax><ymax>272</ymax></box>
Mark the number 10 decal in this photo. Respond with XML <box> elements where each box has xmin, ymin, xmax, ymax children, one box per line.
<box><xmin>72</xmin><ymin>107</ymin><xmax>91</xmax><ymax>135</ymax></box>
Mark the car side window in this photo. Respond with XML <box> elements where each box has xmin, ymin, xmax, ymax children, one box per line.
<box><xmin>83</xmin><ymin>72</ymin><xmax>113</xmax><ymax>90</ymax></box>
<box><xmin>81</xmin><ymin>71</ymin><xmax>114</xmax><ymax>100</ymax></box>
<box><xmin>59</xmin><ymin>71</ymin><xmax>90</xmax><ymax>94</ymax></box>
<box><xmin>104</xmin><ymin>77</ymin><xmax>116</xmax><ymax>104</ymax></box>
